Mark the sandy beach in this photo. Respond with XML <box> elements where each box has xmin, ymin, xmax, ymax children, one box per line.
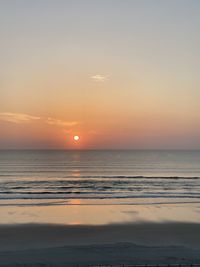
<box><xmin>0</xmin><ymin>222</ymin><xmax>200</xmax><ymax>266</ymax></box>
<box><xmin>1</xmin><ymin>198</ymin><xmax>200</xmax><ymax>266</ymax></box>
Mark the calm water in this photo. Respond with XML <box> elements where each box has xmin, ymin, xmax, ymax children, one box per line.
<box><xmin>0</xmin><ymin>150</ymin><xmax>200</xmax><ymax>204</ymax></box>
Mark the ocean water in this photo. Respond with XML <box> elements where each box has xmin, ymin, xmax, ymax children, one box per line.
<box><xmin>0</xmin><ymin>150</ymin><xmax>200</xmax><ymax>204</ymax></box>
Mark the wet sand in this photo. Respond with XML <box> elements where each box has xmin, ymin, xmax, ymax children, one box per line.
<box><xmin>1</xmin><ymin>200</ymin><xmax>200</xmax><ymax>225</ymax></box>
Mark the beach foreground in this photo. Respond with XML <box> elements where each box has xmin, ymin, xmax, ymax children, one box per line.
<box><xmin>1</xmin><ymin>222</ymin><xmax>200</xmax><ymax>266</ymax></box>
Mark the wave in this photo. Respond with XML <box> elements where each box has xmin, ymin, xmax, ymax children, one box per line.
<box><xmin>1</xmin><ymin>174</ymin><xmax>200</xmax><ymax>180</ymax></box>
<box><xmin>0</xmin><ymin>191</ymin><xmax>200</xmax><ymax>199</ymax></box>
<box><xmin>73</xmin><ymin>175</ymin><xmax>200</xmax><ymax>180</ymax></box>
<box><xmin>0</xmin><ymin>194</ymin><xmax>200</xmax><ymax>200</ymax></box>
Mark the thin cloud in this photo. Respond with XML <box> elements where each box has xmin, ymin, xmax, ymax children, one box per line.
<box><xmin>0</xmin><ymin>112</ymin><xmax>40</xmax><ymax>124</ymax></box>
<box><xmin>46</xmin><ymin>118</ymin><xmax>78</xmax><ymax>127</ymax></box>
<box><xmin>0</xmin><ymin>112</ymin><xmax>79</xmax><ymax>128</ymax></box>
<box><xmin>91</xmin><ymin>74</ymin><xmax>107</xmax><ymax>82</ymax></box>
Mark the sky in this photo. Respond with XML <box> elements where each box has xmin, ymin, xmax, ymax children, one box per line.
<box><xmin>0</xmin><ymin>0</ymin><xmax>200</xmax><ymax>149</ymax></box>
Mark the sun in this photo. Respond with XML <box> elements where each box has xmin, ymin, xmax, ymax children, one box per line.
<box><xmin>73</xmin><ymin>135</ymin><xmax>80</xmax><ymax>141</ymax></box>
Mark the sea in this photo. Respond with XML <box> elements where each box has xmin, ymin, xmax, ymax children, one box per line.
<box><xmin>0</xmin><ymin>150</ymin><xmax>200</xmax><ymax>205</ymax></box>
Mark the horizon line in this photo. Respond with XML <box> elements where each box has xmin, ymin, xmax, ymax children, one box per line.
<box><xmin>0</xmin><ymin>148</ymin><xmax>200</xmax><ymax>151</ymax></box>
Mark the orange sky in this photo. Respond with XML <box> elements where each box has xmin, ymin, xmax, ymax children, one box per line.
<box><xmin>0</xmin><ymin>1</ymin><xmax>200</xmax><ymax>149</ymax></box>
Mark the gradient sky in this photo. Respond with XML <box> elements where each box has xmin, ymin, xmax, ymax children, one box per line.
<box><xmin>0</xmin><ymin>0</ymin><xmax>200</xmax><ymax>149</ymax></box>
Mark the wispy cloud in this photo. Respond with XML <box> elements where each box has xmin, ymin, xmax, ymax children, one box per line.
<box><xmin>46</xmin><ymin>118</ymin><xmax>78</xmax><ymax>127</ymax></box>
<box><xmin>0</xmin><ymin>112</ymin><xmax>40</xmax><ymax>124</ymax></box>
<box><xmin>0</xmin><ymin>112</ymin><xmax>79</xmax><ymax>128</ymax></box>
<box><xmin>91</xmin><ymin>74</ymin><xmax>107</xmax><ymax>82</ymax></box>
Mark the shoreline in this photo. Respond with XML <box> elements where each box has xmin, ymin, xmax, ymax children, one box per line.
<box><xmin>0</xmin><ymin>200</ymin><xmax>200</xmax><ymax>225</ymax></box>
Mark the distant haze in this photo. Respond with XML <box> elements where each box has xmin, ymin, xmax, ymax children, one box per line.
<box><xmin>0</xmin><ymin>0</ymin><xmax>200</xmax><ymax>149</ymax></box>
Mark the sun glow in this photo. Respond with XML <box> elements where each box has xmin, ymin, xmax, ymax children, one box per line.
<box><xmin>73</xmin><ymin>135</ymin><xmax>80</xmax><ymax>141</ymax></box>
